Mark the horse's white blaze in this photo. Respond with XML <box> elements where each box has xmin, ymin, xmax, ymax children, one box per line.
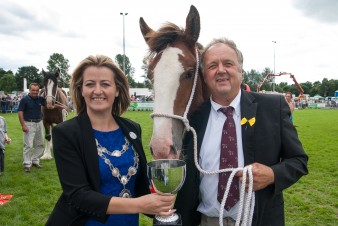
<box><xmin>46</xmin><ymin>79</ymin><xmax>54</xmax><ymax>109</ymax></box>
<box><xmin>151</xmin><ymin>47</ymin><xmax>184</xmax><ymax>157</ymax></box>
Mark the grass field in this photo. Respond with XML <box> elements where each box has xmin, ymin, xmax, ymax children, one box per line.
<box><xmin>0</xmin><ymin>109</ymin><xmax>337</xmax><ymax>226</ymax></box>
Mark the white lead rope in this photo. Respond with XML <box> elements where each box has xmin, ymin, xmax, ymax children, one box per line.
<box><xmin>189</xmin><ymin>125</ymin><xmax>255</xmax><ymax>226</ymax></box>
<box><xmin>150</xmin><ymin>48</ymin><xmax>255</xmax><ymax>226</ymax></box>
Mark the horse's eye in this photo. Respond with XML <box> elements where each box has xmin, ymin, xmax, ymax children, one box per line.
<box><xmin>183</xmin><ymin>70</ymin><xmax>194</xmax><ymax>79</ymax></box>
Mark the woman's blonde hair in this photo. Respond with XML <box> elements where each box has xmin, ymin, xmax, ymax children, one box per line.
<box><xmin>70</xmin><ymin>55</ymin><xmax>130</xmax><ymax>116</ymax></box>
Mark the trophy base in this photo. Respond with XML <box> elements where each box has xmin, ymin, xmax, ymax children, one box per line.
<box><xmin>153</xmin><ymin>213</ymin><xmax>182</xmax><ymax>226</ymax></box>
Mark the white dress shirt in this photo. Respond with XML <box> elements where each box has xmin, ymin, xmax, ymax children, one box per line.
<box><xmin>197</xmin><ymin>90</ymin><xmax>244</xmax><ymax>219</ymax></box>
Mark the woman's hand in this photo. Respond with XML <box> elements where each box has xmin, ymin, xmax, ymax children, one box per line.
<box><xmin>138</xmin><ymin>193</ymin><xmax>176</xmax><ymax>216</ymax></box>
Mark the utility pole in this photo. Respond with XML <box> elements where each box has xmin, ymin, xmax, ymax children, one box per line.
<box><xmin>272</xmin><ymin>41</ymin><xmax>277</xmax><ymax>92</ymax></box>
<box><xmin>120</xmin><ymin>12</ymin><xmax>128</xmax><ymax>73</ymax></box>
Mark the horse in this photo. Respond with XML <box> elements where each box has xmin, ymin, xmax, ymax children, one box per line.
<box><xmin>139</xmin><ymin>5</ymin><xmax>209</xmax><ymax>159</ymax></box>
<box><xmin>39</xmin><ymin>69</ymin><xmax>68</xmax><ymax>160</ymax></box>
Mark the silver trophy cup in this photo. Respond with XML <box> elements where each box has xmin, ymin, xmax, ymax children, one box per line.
<box><xmin>147</xmin><ymin>159</ymin><xmax>186</xmax><ymax>225</ymax></box>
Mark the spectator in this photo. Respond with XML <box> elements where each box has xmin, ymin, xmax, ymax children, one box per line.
<box><xmin>1</xmin><ymin>95</ymin><xmax>7</xmax><ymax>113</ymax></box>
<box><xmin>18</xmin><ymin>83</ymin><xmax>46</xmax><ymax>173</ymax></box>
<box><xmin>285</xmin><ymin>91</ymin><xmax>295</xmax><ymax>123</ymax></box>
<box><xmin>0</xmin><ymin>115</ymin><xmax>11</xmax><ymax>175</ymax></box>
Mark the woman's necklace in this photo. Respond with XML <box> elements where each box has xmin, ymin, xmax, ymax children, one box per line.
<box><xmin>96</xmin><ymin>137</ymin><xmax>130</xmax><ymax>157</ymax></box>
<box><xmin>96</xmin><ymin>138</ymin><xmax>139</xmax><ymax>198</ymax></box>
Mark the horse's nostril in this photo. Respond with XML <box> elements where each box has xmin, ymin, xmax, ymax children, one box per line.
<box><xmin>170</xmin><ymin>145</ymin><xmax>177</xmax><ymax>155</ymax></box>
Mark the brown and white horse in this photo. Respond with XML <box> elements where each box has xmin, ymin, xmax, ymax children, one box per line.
<box><xmin>39</xmin><ymin>69</ymin><xmax>68</xmax><ymax>160</ymax></box>
<box><xmin>140</xmin><ymin>5</ymin><xmax>209</xmax><ymax>159</ymax></box>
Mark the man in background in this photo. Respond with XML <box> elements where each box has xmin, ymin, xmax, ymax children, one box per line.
<box><xmin>18</xmin><ymin>83</ymin><xmax>45</xmax><ymax>173</ymax></box>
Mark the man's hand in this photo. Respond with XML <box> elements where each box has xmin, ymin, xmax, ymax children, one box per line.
<box><xmin>236</xmin><ymin>162</ymin><xmax>275</xmax><ymax>192</ymax></box>
<box><xmin>22</xmin><ymin>125</ymin><xmax>29</xmax><ymax>133</ymax></box>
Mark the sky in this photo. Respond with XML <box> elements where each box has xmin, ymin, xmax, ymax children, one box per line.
<box><xmin>1</xmin><ymin>0</ymin><xmax>338</xmax><ymax>86</ymax></box>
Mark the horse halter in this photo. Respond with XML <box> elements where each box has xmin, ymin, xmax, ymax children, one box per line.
<box><xmin>45</xmin><ymin>89</ymin><xmax>58</xmax><ymax>105</ymax></box>
<box><xmin>43</xmin><ymin>81</ymin><xmax>68</xmax><ymax>110</ymax></box>
<box><xmin>150</xmin><ymin>47</ymin><xmax>200</xmax><ymax>130</ymax></box>
<box><xmin>150</xmin><ymin>47</ymin><xmax>255</xmax><ymax>225</ymax></box>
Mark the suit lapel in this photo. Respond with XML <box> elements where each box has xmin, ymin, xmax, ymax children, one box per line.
<box><xmin>240</xmin><ymin>91</ymin><xmax>257</xmax><ymax>165</ymax></box>
<box><xmin>77</xmin><ymin>111</ymin><xmax>101</xmax><ymax>191</ymax></box>
<box><xmin>190</xmin><ymin>100</ymin><xmax>211</xmax><ymax>153</ymax></box>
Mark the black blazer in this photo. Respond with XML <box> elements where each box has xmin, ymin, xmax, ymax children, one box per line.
<box><xmin>46</xmin><ymin>111</ymin><xmax>150</xmax><ymax>226</ymax></box>
<box><xmin>175</xmin><ymin>91</ymin><xmax>308</xmax><ymax>226</ymax></box>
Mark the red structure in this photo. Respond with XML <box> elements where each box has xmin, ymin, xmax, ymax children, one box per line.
<box><xmin>257</xmin><ymin>72</ymin><xmax>304</xmax><ymax>98</ymax></box>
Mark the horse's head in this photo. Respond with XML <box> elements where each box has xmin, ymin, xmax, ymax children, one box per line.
<box><xmin>42</xmin><ymin>68</ymin><xmax>60</xmax><ymax>109</ymax></box>
<box><xmin>140</xmin><ymin>5</ymin><xmax>208</xmax><ymax>159</ymax></box>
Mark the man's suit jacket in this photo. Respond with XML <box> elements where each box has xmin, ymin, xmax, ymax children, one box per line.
<box><xmin>175</xmin><ymin>90</ymin><xmax>308</xmax><ymax>226</ymax></box>
<box><xmin>46</xmin><ymin>111</ymin><xmax>150</xmax><ymax>226</ymax></box>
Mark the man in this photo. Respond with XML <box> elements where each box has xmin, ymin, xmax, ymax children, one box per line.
<box><xmin>175</xmin><ymin>38</ymin><xmax>308</xmax><ymax>226</ymax></box>
<box><xmin>18</xmin><ymin>83</ymin><xmax>45</xmax><ymax>173</ymax></box>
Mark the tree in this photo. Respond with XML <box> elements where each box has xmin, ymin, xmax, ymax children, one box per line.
<box><xmin>310</xmin><ymin>81</ymin><xmax>321</xmax><ymax>96</ymax></box>
<box><xmin>0</xmin><ymin>68</ymin><xmax>13</xmax><ymax>79</ymax></box>
<box><xmin>299</xmin><ymin>82</ymin><xmax>313</xmax><ymax>95</ymax></box>
<box><xmin>0</xmin><ymin>68</ymin><xmax>7</xmax><ymax>78</ymax></box>
<box><xmin>325</xmin><ymin>79</ymin><xmax>338</xmax><ymax>97</ymax></box>
<box><xmin>320</xmin><ymin>78</ymin><xmax>330</xmax><ymax>97</ymax></box>
<box><xmin>15</xmin><ymin>66</ymin><xmax>41</xmax><ymax>90</ymax></box>
<box><xmin>142</xmin><ymin>78</ymin><xmax>152</xmax><ymax>89</ymax></box>
<box><xmin>47</xmin><ymin>53</ymin><xmax>71</xmax><ymax>88</ymax></box>
<box><xmin>140</xmin><ymin>56</ymin><xmax>152</xmax><ymax>89</ymax></box>
<box><xmin>289</xmin><ymin>84</ymin><xmax>301</xmax><ymax>96</ymax></box>
<box><xmin>114</xmin><ymin>54</ymin><xmax>136</xmax><ymax>87</ymax></box>
<box><xmin>0</xmin><ymin>73</ymin><xmax>17</xmax><ymax>93</ymax></box>
<box><xmin>246</xmin><ymin>68</ymin><xmax>273</xmax><ymax>92</ymax></box>
<box><xmin>278</xmin><ymin>82</ymin><xmax>288</xmax><ymax>92</ymax></box>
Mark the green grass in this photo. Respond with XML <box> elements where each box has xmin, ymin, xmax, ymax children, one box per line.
<box><xmin>0</xmin><ymin>109</ymin><xmax>337</xmax><ymax>225</ymax></box>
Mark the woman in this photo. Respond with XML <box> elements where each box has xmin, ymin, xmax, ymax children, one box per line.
<box><xmin>285</xmin><ymin>91</ymin><xmax>295</xmax><ymax>123</ymax></box>
<box><xmin>46</xmin><ymin>55</ymin><xmax>175</xmax><ymax>226</ymax></box>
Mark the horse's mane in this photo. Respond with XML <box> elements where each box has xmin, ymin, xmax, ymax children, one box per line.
<box><xmin>145</xmin><ymin>22</ymin><xmax>204</xmax><ymax>68</ymax></box>
<box><xmin>146</xmin><ymin>22</ymin><xmax>185</xmax><ymax>55</ymax></box>
<box><xmin>43</xmin><ymin>72</ymin><xmax>58</xmax><ymax>85</ymax></box>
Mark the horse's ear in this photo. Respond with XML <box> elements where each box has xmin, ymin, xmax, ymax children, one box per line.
<box><xmin>184</xmin><ymin>5</ymin><xmax>200</xmax><ymax>46</ymax></box>
<box><xmin>42</xmin><ymin>69</ymin><xmax>46</xmax><ymax>75</ymax></box>
<box><xmin>140</xmin><ymin>17</ymin><xmax>153</xmax><ymax>44</ymax></box>
<box><xmin>55</xmin><ymin>68</ymin><xmax>61</xmax><ymax>78</ymax></box>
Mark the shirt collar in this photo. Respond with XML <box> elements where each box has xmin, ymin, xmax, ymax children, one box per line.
<box><xmin>210</xmin><ymin>90</ymin><xmax>241</xmax><ymax>118</ymax></box>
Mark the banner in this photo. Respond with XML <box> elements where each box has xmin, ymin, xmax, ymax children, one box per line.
<box><xmin>128</xmin><ymin>102</ymin><xmax>154</xmax><ymax>111</ymax></box>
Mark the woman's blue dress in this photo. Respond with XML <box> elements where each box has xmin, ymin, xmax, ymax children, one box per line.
<box><xmin>85</xmin><ymin>128</ymin><xmax>139</xmax><ymax>226</ymax></box>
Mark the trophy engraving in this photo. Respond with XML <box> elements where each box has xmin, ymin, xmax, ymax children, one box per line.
<box><xmin>147</xmin><ymin>159</ymin><xmax>186</xmax><ymax>226</ymax></box>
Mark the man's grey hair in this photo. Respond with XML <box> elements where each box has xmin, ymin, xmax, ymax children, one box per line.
<box><xmin>200</xmin><ymin>37</ymin><xmax>244</xmax><ymax>71</ymax></box>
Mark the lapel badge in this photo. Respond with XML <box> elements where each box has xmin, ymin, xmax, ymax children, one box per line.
<box><xmin>129</xmin><ymin>132</ymin><xmax>137</xmax><ymax>139</ymax></box>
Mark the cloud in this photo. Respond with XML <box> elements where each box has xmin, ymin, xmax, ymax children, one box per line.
<box><xmin>292</xmin><ymin>0</ymin><xmax>338</xmax><ymax>24</ymax></box>
<box><xmin>0</xmin><ymin>1</ymin><xmax>58</xmax><ymax>37</ymax></box>
<box><xmin>1</xmin><ymin>0</ymin><xmax>337</xmax><ymax>84</ymax></box>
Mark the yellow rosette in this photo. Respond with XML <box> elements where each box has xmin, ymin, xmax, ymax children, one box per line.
<box><xmin>241</xmin><ymin>117</ymin><xmax>248</xmax><ymax>125</ymax></box>
<box><xmin>241</xmin><ymin>117</ymin><xmax>256</xmax><ymax>126</ymax></box>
